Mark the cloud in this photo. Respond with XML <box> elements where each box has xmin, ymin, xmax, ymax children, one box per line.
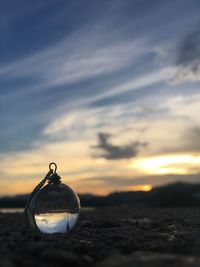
<box><xmin>82</xmin><ymin>172</ymin><xmax>200</xmax><ymax>188</ymax></box>
<box><xmin>0</xmin><ymin>26</ymin><xmax>149</xmax><ymax>103</ymax></box>
<box><xmin>43</xmin><ymin>91</ymin><xmax>199</xmax><ymax>158</ymax></box>
<box><xmin>42</xmin><ymin>67</ymin><xmax>174</xmax><ymax>133</ymax></box>
<box><xmin>176</xmin><ymin>24</ymin><xmax>200</xmax><ymax>81</ymax></box>
<box><xmin>92</xmin><ymin>132</ymin><xmax>147</xmax><ymax>160</ymax></box>
<box><xmin>180</xmin><ymin>126</ymin><xmax>200</xmax><ymax>153</ymax></box>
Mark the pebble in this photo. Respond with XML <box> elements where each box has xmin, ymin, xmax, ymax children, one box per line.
<box><xmin>81</xmin><ymin>220</ymin><xmax>93</xmax><ymax>228</ymax></box>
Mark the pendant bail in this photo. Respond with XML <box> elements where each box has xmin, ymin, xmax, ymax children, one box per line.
<box><xmin>49</xmin><ymin>162</ymin><xmax>57</xmax><ymax>173</ymax></box>
<box><xmin>48</xmin><ymin>162</ymin><xmax>61</xmax><ymax>184</ymax></box>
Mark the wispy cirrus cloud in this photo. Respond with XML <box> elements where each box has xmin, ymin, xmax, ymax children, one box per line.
<box><xmin>0</xmin><ymin>28</ymin><xmax>149</xmax><ymax>103</ymax></box>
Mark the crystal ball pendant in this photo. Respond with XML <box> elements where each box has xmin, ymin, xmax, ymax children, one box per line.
<box><xmin>28</xmin><ymin>163</ymin><xmax>80</xmax><ymax>234</ymax></box>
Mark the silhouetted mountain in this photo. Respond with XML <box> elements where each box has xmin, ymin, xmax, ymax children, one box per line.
<box><xmin>1</xmin><ymin>182</ymin><xmax>200</xmax><ymax>208</ymax></box>
<box><xmin>0</xmin><ymin>194</ymin><xmax>30</xmax><ymax>208</ymax></box>
<box><xmin>150</xmin><ymin>181</ymin><xmax>200</xmax><ymax>207</ymax></box>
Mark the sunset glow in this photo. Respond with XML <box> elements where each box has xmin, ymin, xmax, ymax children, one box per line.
<box><xmin>1</xmin><ymin>1</ymin><xmax>200</xmax><ymax>196</ymax></box>
<box><xmin>130</xmin><ymin>154</ymin><xmax>200</xmax><ymax>175</ymax></box>
<box><xmin>127</xmin><ymin>184</ymin><xmax>153</xmax><ymax>192</ymax></box>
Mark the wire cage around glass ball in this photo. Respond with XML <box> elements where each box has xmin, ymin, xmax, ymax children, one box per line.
<box><xmin>28</xmin><ymin>182</ymin><xmax>80</xmax><ymax>234</ymax></box>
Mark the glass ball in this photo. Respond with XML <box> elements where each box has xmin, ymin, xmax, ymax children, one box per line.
<box><xmin>28</xmin><ymin>183</ymin><xmax>80</xmax><ymax>234</ymax></box>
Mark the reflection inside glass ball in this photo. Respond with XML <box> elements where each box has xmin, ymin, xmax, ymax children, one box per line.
<box><xmin>35</xmin><ymin>212</ymin><xmax>79</xmax><ymax>234</ymax></box>
<box><xmin>30</xmin><ymin>183</ymin><xmax>80</xmax><ymax>234</ymax></box>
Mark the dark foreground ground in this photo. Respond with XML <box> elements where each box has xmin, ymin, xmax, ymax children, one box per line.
<box><xmin>1</xmin><ymin>207</ymin><xmax>200</xmax><ymax>267</ymax></box>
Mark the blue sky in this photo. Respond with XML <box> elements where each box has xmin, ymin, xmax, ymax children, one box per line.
<box><xmin>1</xmin><ymin>0</ymin><xmax>200</xmax><ymax>195</ymax></box>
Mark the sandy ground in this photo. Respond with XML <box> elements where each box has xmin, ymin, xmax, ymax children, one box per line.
<box><xmin>1</xmin><ymin>207</ymin><xmax>200</xmax><ymax>267</ymax></box>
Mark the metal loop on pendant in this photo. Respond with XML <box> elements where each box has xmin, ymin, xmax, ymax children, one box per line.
<box><xmin>49</xmin><ymin>162</ymin><xmax>57</xmax><ymax>173</ymax></box>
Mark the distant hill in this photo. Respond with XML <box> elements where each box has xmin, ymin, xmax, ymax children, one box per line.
<box><xmin>1</xmin><ymin>182</ymin><xmax>200</xmax><ymax>208</ymax></box>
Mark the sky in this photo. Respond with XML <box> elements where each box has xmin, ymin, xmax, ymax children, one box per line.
<box><xmin>1</xmin><ymin>0</ymin><xmax>200</xmax><ymax>196</ymax></box>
